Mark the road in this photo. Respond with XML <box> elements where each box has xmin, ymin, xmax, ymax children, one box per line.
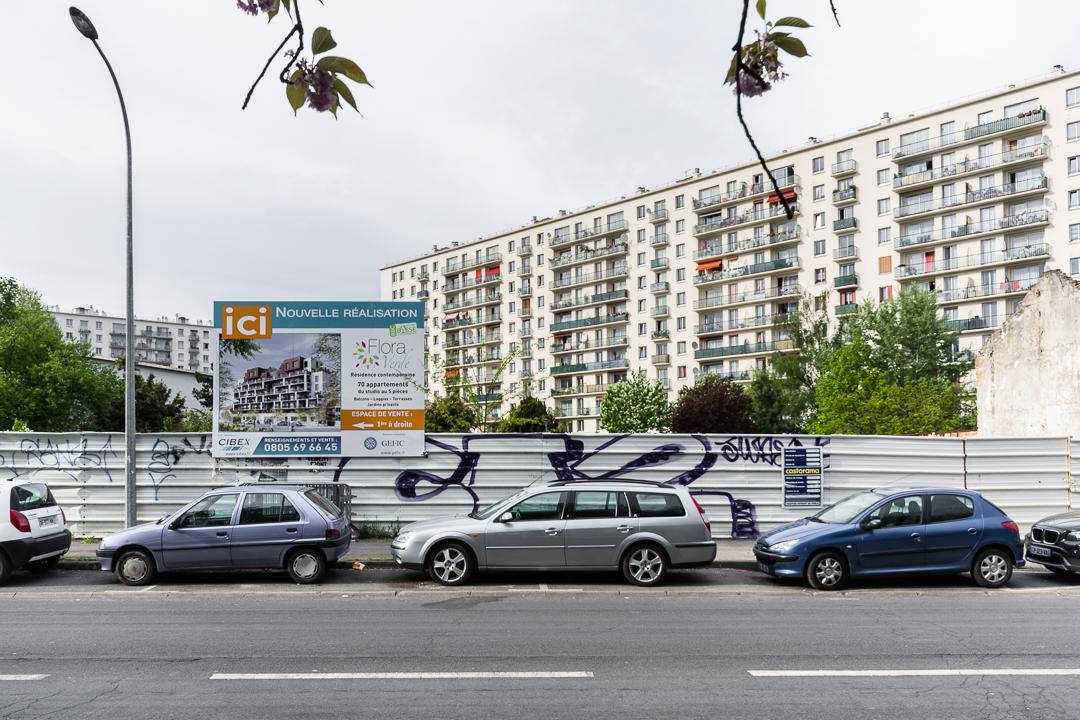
<box><xmin>3</xmin><ymin>567</ymin><xmax>1080</xmax><ymax>719</ymax></box>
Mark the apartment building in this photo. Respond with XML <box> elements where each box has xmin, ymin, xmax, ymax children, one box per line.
<box><xmin>229</xmin><ymin>355</ymin><xmax>335</xmax><ymax>429</ymax></box>
<box><xmin>382</xmin><ymin>69</ymin><xmax>1080</xmax><ymax>432</ymax></box>
<box><xmin>50</xmin><ymin>306</ymin><xmax>215</xmax><ymax>374</ymax></box>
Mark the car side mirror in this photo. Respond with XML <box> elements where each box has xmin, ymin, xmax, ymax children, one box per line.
<box><xmin>497</xmin><ymin>512</ymin><xmax>513</xmax><ymax>523</ymax></box>
<box><xmin>862</xmin><ymin>517</ymin><xmax>883</xmax><ymax>531</ymax></box>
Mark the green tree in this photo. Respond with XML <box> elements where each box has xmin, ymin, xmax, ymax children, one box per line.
<box><xmin>193</xmin><ymin>372</ymin><xmax>214</xmax><ymax>410</ymax></box>
<box><xmin>165</xmin><ymin>409</ymin><xmax>213</xmax><ymax>433</ymax></box>
<box><xmin>425</xmin><ymin>393</ymin><xmax>477</xmax><ymax>433</ymax></box>
<box><xmin>599</xmin><ymin>371</ymin><xmax>672</xmax><ymax>433</ymax></box>
<box><xmin>311</xmin><ymin>333</ymin><xmax>342</xmax><ymax>425</ymax></box>
<box><xmin>748</xmin><ymin>366</ymin><xmax>789</xmax><ymax>433</ymax></box>
<box><xmin>496</xmin><ymin>395</ymin><xmax>562</xmax><ymax>433</ymax></box>
<box><xmin>671</xmin><ymin>375</ymin><xmax>756</xmax><ymax>433</ymax></box>
<box><xmin>0</xmin><ymin>278</ymin><xmax>122</xmax><ymax>432</ymax></box>
<box><xmin>99</xmin><ymin>372</ymin><xmax>188</xmax><ymax>433</ymax></box>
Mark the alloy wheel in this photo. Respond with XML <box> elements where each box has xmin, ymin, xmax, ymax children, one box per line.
<box><xmin>979</xmin><ymin>554</ymin><xmax>1009</xmax><ymax>584</ymax></box>
<box><xmin>814</xmin><ymin>557</ymin><xmax>844</xmax><ymax>588</ymax></box>
<box><xmin>433</xmin><ymin>547</ymin><xmax>467</xmax><ymax>584</ymax></box>
<box><xmin>628</xmin><ymin>548</ymin><xmax>663</xmax><ymax>584</ymax></box>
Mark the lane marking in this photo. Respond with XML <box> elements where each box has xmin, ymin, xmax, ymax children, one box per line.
<box><xmin>750</xmin><ymin>669</ymin><xmax>1080</xmax><ymax>678</ymax></box>
<box><xmin>137</xmin><ymin>585</ymin><xmax>158</xmax><ymax>593</ymax></box>
<box><xmin>211</xmin><ymin>671</ymin><xmax>594</xmax><ymax>680</ymax></box>
<box><xmin>0</xmin><ymin>675</ymin><xmax>48</xmax><ymax>681</ymax></box>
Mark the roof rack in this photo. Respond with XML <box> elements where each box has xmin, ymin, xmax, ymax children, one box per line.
<box><xmin>545</xmin><ymin>478</ymin><xmax>669</xmax><ymax>488</ymax></box>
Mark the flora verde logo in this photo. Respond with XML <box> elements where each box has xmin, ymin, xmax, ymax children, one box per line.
<box><xmin>354</xmin><ymin>337</ymin><xmax>411</xmax><ymax>371</ymax></box>
<box><xmin>354</xmin><ymin>340</ymin><xmax>380</xmax><ymax>367</ymax></box>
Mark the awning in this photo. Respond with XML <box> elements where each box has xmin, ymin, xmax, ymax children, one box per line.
<box><xmin>768</xmin><ymin>188</ymin><xmax>797</xmax><ymax>204</ymax></box>
<box><xmin>485</xmin><ymin>266</ymin><xmax>500</xmax><ymax>276</ymax></box>
<box><xmin>696</xmin><ymin>259</ymin><xmax>723</xmax><ymax>272</ymax></box>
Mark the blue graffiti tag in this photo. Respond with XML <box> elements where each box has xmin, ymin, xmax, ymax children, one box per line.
<box><xmin>0</xmin><ymin>436</ymin><xmax>117</xmax><ymax>483</ymax></box>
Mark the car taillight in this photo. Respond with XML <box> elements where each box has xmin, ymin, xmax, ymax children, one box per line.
<box><xmin>691</xmin><ymin>496</ymin><xmax>712</xmax><ymax>534</ymax></box>
<box><xmin>1002</xmin><ymin>520</ymin><xmax>1020</xmax><ymax>535</ymax></box>
<box><xmin>325</xmin><ymin>528</ymin><xmax>341</xmax><ymax>540</ymax></box>
<box><xmin>9</xmin><ymin>509</ymin><xmax>30</xmax><ymax>533</ymax></box>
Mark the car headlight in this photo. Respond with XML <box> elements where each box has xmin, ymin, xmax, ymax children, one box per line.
<box><xmin>1067</xmin><ymin>531</ymin><xmax>1080</xmax><ymax>542</ymax></box>
<box><xmin>769</xmin><ymin>539</ymin><xmax>800</xmax><ymax>554</ymax></box>
<box><xmin>392</xmin><ymin>532</ymin><xmax>412</xmax><ymax>545</ymax></box>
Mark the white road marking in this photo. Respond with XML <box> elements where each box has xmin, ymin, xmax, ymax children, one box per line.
<box><xmin>137</xmin><ymin>585</ymin><xmax>158</xmax><ymax>592</ymax></box>
<box><xmin>750</xmin><ymin>669</ymin><xmax>1080</xmax><ymax>678</ymax></box>
<box><xmin>0</xmin><ymin>675</ymin><xmax>48</xmax><ymax>681</ymax></box>
<box><xmin>211</xmin><ymin>671</ymin><xmax>593</xmax><ymax>680</ymax></box>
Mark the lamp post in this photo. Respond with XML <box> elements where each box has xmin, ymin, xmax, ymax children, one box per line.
<box><xmin>69</xmin><ymin>6</ymin><xmax>137</xmax><ymax>528</ymax></box>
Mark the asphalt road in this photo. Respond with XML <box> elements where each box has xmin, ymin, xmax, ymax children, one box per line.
<box><xmin>4</xmin><ymin>568</ymin><xmax>1080</xmax><ymax>719</ymax></box>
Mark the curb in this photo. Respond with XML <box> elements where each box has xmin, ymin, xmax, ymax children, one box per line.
<box><xmin>58</xmin><ymin>558</ymin><xmax>760</xmax><ymax>572</ymax></box>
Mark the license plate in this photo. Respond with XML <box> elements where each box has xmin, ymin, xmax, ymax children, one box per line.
<box><xmin>1029</xmin><ymin>545</ymin><xmax>1052</xmax><ymax>557</ymax></box>
<box><xmin>38</xmin><ymin>516</ymin><xmax>56</xmax><ymax>527</ymax></box>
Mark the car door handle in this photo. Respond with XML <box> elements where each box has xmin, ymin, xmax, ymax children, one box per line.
<box><xmin>616</xmin><ymin>525</ymin><xmax>632</xmax><ymax>533</ymax></box>
<box><xmin>216</xmin><ymin>532</ymin><xmax>229</xmax><ymax>538</ymax></box>
<box><xmin>967</xmin><ymin>528</ymin><xmax>978</xmax><ymax>535</ymax></box>
<box><xmin>910</xmin><ymin>532</ymin><xmax>921</xmax><ymax>541</ymax></box>
<box><xmin>285</xmin><ymin>528</ymin><xmax>298</xmax><ymax>533</ymax></box>
<box><xmin>545</xmin><ymin>528</ymin><xmax>560</xmax><ymax>536</ymax></box>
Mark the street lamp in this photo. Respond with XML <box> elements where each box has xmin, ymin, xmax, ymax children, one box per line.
<box><xmin>69</xmin><ymin>6</ymin><xmax>138</xmax><ymax>528</ymax></box>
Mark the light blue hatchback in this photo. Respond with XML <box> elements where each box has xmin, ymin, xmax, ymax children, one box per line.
<box><xmin>754</xmin><ymin>488</ymin><xmax>1024</xmax><ymax>590</ymax></box>
<box><xmin>97</xmin><ymin>486</ymin><xmax>351</xmax><ymax>585</ymax></box>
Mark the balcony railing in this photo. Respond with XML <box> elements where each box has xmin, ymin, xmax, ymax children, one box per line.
<box><xmin>833</xmin><ymin>216</ymin><xmax>857</xmax><ymax>231</ymax></box>
<box><xmin>893</xmin><ymin>143</ymin><xmax>1048</xmax><ymax>190</ymax></box>
<box><xmin>936</xmin><ymin>276</ymin><xmax>1040</xmax><ymax>303</ymax></box>
<box><xmin>693</xmin><ymin>203</ymin><xmax>798</xmax><ymax>236</ymax></box>
<box><xmin>694</xmin><ymin>341</ymin><xmax>784</xmax><ymax>360</ymax></box>
<box><xmin>650</xmin><ymin>257</ymin><xmax>669</xmax><ymax>270</ymax></box>
<box><xmin>650</xmin><ymin>305</ymin><xmax>670</xmax><ymax>317</ymax></box>
<box><xmin>835</xmin><ymin>303</ymin><xmax>859</xmax><ymax>316</ymax></box>
<box><xmin>650</xmin><ymin>281</ymin><xmax>670</xmax><ymax>293</ymax></box>
<box><xmin>694</xmin><ymin>284</ymin><xmax>801</xmax><ymax>309</ymax></box>
<box><xmin>893</xmin><ymin>108</ymin><xmax>1047</xmax><ymax>159</ymax></box>
<box><xmin>693</xmin><ymin>256</ymin><xmax>800</xmax><ymax>285</ymax></box>
<box><xmin>693</xmin><ymin>368</ymin><xmax>752</xmax><ymax>382</ymax></box>
<box><xmin>651</xmin><ymin>329</ymin><xmax>670</xmax><ymax>340</ymax></box>
<box><xmin>518</xmin><ymin>286</ymin><xmax>532</xmax><ymax>297</ymax></box>
<box><xmin>518</xmin><ymin>264</ymin><xmax>532</xmax><ymax>276</ymax></box>
<box><xmin>894</xmin><ymin>176</ymin><xmax>1048</xmax><ymax>219</ymax></box>
<box><xmin>832</xmin><ymin>187</ymin><xmax>857</xmax><ymax>203</ymax></box>
<box><xmin>896</xmin><ymin>243</ymin><xmax>1050</xmax><ymax>278</ymax></box>
<box><xmin>550</xmin><ymin>312</ymin><xmax>629</xmax><ymax>332</ymax></box>
<box><xmin>651</xmin><ymin>353</ymin><xmax>671</xmax><ymax>365</ymax></box>
<box><xmin>551</xmin><ymin>288</ymin><xmax>629</xmax><ymax>311</ymax></box>
<box><xmin>897</xmin><ymin>209</ymin><xmax>1049</xmax><ymax>249</ymax></box>
<box><xmin>693</xmin><ymin>227</ymin><xmax>802</xmax><ymax>260</ymax></box>
<box><xmin>445</xmin><ymin>293</ymin><xmax>502</xmax><ymax>311</ymax></box>
<box><xmin>444</xmin><ymin>252</ymin><xmax>503</xmax><ymax>274</ymax></box>
<box><xmin>475</xmin><ymin>393</ymin><xmax>503</xmax><ymax>403</ymax></box>
<box><xmin>650</xmin><ymin>233</ymin><xmax>669</xmax><ymax>247</ymax></box>
<box><xmin>550</xmin><ymin>242</ymin><xmax>628</xmax><ymax>269</ymax></box>
<box><xmin>650</xmin><ymin>208</ymin><xmax>669</xmax><ymax>223</ymax></box>
<box><xmin>695</xmin><ymin>312</ymin><xmax>793</xmax><ymax>334</ymax></box>
<box><xmin>551</xmin><ymin>335</ymin><xmax>628</xmax><ymax>354</ymax></box>
<box><xmin>944</xmin><ymin>316</ymin><xmax>1001</xmax><ymax>333</ymax></box>
<box><xmin>834</xmin><ymin>274</ymin><xmax>858</xmax><ymax>288</ymax></box>
<box><xmin>833</xmin><ymin>245</ymin><xmax>858</xmax><ymax>260</ymax></box>
<box><xmin>691</xmin><ymin>175</ymin><xmax>798</xmax><ymax>213</ymax></box>
<box><xmin>831</xmin><ymin>159</ymin><xmax>857</xmax><ymax>176</ymax></box>
<box><xmin>551</xmin><ymin>358</ymin><xmax>630</xmax><ymax>375</ymax></box>
<box><xmin>552</xmin><ymin>265</ymin><xmax>629</xmax><ymax>289</ymax></box>
<box><xmin>557</xmin><ymin>219</ymin><xmax>629</xmax><ymax>245</ymax></box>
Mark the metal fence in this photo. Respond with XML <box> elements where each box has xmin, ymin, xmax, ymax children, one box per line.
<box><xmin>0</xmin><ymin>432</ymin><xmax>1072</xmax><ymax>537</ymax></box>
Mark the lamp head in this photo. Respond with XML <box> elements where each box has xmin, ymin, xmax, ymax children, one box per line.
<box><xmin>69</xmin><ymin>7</ymin><xmax>98</xmax><ymax>40</ymax></box>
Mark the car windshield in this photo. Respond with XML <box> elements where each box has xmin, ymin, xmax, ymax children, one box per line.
<box><xmin>811</xmin><ymin>490</ymin><xmax>885</xmax><ymax>524</ymax></box>
<box><xmin>471</xmin><ymin>489</ymin><xmax>530</xmax><ymax>519</ymax></box>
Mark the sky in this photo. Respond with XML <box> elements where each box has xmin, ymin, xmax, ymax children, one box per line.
<box><xmin>4</xmin><ymin>1</ymin><xmax>1080</xmax><ymax>321</ymax></box>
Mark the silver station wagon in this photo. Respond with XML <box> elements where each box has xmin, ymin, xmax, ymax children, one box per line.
<box><xmin>390</xmin><ymin>479</ymin><xmax>717</xmax><ymax>586</ymax></box>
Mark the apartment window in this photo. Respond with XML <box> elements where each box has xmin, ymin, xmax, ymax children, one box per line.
<box><xmin>675</xmin><ymin>194</ymin><xmax>685</xmax><ymax>209</ymax></box>
<box><xmin>1071</xmin><ymin>190</ymin><xmax>1080</xmax><ymax>209</ymax></box>
<box><xmin>537</xmin><ymin>255</ymin><xmax>545</xmax><ymax>266</ymax></box>
<box><xmin>978</xmin><ymin>110</ymin><xmax>993</xmax><ymax>125</ymax></box>
<box><xmin>638</xmin><ymin>323</ymin><xmax>647</xmax><ymax>336</ymax></box>
<box><xmin>509</xmin><ymin>261</ymin><xmax>516</xmax><ymax>273</ymax></box>
<box><xmin>509</xmin><ymin>301</ymin><xmax>516</xmax><ymax>313</ymax></box>
<box><xmin>677</xmin><ymin>366</ymin><xmax>687</xmax><ymax>379</ymax></box>
<box><xmin>636</xmin><ymin>205</ymin><xmax>646</xmax><ymax>219</ymax></box>
<box><xmin>1072</xmin><ymin>258</ymin><xmax>1080</xmax><ymax>276</ymax></box>
<box><xmin>878</xmin><ymin>256</ymin><xmax>893</xmax><ymax>274</ymax></box>
<box><xmin>676</xmin><ymin>268</ymin><xmax>686</xmax><ymax>282</ymax></box>
<box><xmin>675</xmin><ymin>219</ymin><xmax>685</xmax><ymax>234</ymax></box>
<box><xmin>637</xmin><ymin>252</ymin><xmax>645</xmax><ymax>266</ymax></box>
<box><xmin>538</xmin><ymin>296</ymin><xmax>545</xmax><ymax>307</ymax></box>
<box><xmin>814</xmin><ymin>268</ymin><xmax>826</xmax><ymax>284</ymax></box>
<box><xmin>538</xmin><ymin>317</ymin><xmax>545</xmax><ymax>328</ymax></box>
<box><xmin>877</xmin><ymin>227</ymin><xmax>892</xmax><ymax>244</ymax></box>
<box><xmin>96</xmin><ymin>321</ymin><xmax>102</xmax><ymax>330</ymax></box>
<box><xmin>65</xmin><ymin>318</ymin><xmax>73</xmax><ymax>327</ymax></box>
<box><xmin>1069</xmin><ymin>121</ymin><xmax>1080</xmax><ymax>142</ymax></box>
<box><xmin>1070</xmin><ymin>223</ymin><xmax>1080</xmax><ymax>243</ymax></box>
<box><xmin>637</xmin><ymin>228</ymin><xmax>647</xmax><ymax>243</ymax></box>
<box><xmin>676</xmin><ymin>292</ymin><xmax>686</xmax><ymax>306</ymax></box>
<box><xmin>877</xmin><ymin>198</ymin><xmax>890</xmax><ymax>215</ymax></box>
<box><xmin>871</xmin><ymin>168</ymin><xmax>888</xmax><ymax>187</ymax></box>
<box><xmin>813</xmin><ymin>212</ymin><xmax>825</xmax><ymax>229</ymax></box>
<box><xmin>676</xmin><ymin>316</ymin><xmax>686</xmax><ymax>330</ymax></box>
<box><xmin>675</xmin><ymin>341</ymin><xmax>686</xmax><ymax>355</ymax></box>
<box><xmin>1070</xmin><ymin>156</ymin><xmax>1080</xmax><ymax>175</ymax></box>
<box><xmin>879</xmin><ymin>286</ymin><xmax>894</xmax><ymax>301</ymax></box>
<box><xmin>638</xmin><ymin>276</ymin><xmax>647</xmax><ymax>289</ymax></box>
<box><xmin>875</xmin><ymin>138</ymin><xmax>890</xmax><ymax>156</ymax></box>
<box><xmin>813</xmin><ymin>184</ymin><xmax>824</xmax><ymax>201</ymax></box>
<box><xmin>812</xmin><ymin>156</ymin><xmax>824</xmax><ymax>173</ymax></box>
<box><xmin>814</xmin><ymin>295</ymin><xmax>826</xmax><ymax>312</ymax></box>
<box><xmin>813</xmin><ymin>239</ymin><xmax>826</xmax><ymax>256</ymax></box>
<box><xmin>637</xmin><ymin>299</ymin><xmax>646</xmax><ymax>312</ymax></box>
<box><xmin>537</xmin><ymin>275</ymin><xmax>544</xmax><ymax>286</ymax></box>
<box><xmin>508</xmin><ymin>240</ymin><xmax>515</xmax><ymax>252</ymax></box>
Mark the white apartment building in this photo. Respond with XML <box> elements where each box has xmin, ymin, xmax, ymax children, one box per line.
<box><xmin>50</xmin><ymin>306</ymin><xmax>215</xmax><ymax>374</ymax></box>
<box><xmin>382</xmin><ymin>69</ymin><xmax>1080</xmax><ymax>432</ymax></box>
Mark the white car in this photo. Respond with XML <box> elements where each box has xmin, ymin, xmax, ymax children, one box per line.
<box><xmin>1</xmin><ymin>479</ymin><xmax>71</xmax><ymax>583</ymax></box>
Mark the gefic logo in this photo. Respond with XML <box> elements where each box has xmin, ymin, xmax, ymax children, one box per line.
<box><xmin>354</xmin><ymin>340</ymin><xmax>380</xmax><ymax>367</ymax></box>
<box><xmin>222</xmin><ymin>305</ymin><xmax>272</xmax><ymax>339</ymax></box>
<box><xmin>363</xmin><ymin>437</ymin><xmax>378</xmax><ymax>450</ymax></box>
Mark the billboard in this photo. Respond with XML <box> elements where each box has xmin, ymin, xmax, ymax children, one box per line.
<box><xmin>212</xmin><ymin>301</ymin><xmax>425</xmax><ymax>457</ymax></box>
<box><xmin>781</xmin><ymin>446</ymin><xmax>823</xmax><ymax>509</ymax></box>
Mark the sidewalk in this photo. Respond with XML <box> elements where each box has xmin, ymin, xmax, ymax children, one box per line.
<box><xmin>63</xmin><ymin>539</ymin><xmax>759</xmax><ymax>570</ymax></box>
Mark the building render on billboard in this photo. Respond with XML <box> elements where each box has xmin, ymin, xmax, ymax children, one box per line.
<box><xmin>231</xmin><ymin>355</ymin><xmax>335</xmax><ymax>428</ymax></box>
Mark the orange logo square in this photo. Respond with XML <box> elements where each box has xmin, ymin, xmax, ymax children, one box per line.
<box><xmin>221</xmin><ymin>305</ymin><xmax>272</xmax><ymax>339</ymax></box>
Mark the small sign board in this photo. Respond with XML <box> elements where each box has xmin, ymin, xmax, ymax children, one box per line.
<box><xmin>782</xmin><ymin>446</ymin><xmax>823</xmax><ymax>509</ymax></box>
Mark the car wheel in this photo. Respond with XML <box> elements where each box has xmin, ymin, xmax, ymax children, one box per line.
<box><xmin>972</xmin><ymin>548</ymin><xmax>1013</xmax><ymax>588</ymax></box>
<box><xmin>115</xmin><ymin>549</ymin><xmax>157</xmax><ymax>586</ymax></box>
<box><xmin>0</xmin><ymin>551</ymin><xmax>11</xmax><ymax>585</ymax></box>
<box><xmin>806</xmin><ymin>551</ymin><xmax>848</xmax><ymax>591</ymax></box>
<box><xmin>28</xmin><ymin>557</ymin><xmax>61</xmax><ymax>573</ymax></box>
<box><xmin>426</xmin><ymin>542</ymin><xmax>475</xmax><ymax>586</ymax></box>
<box><xmin>286</xmin><ymin>548</ymin><xmax>326</xmax><ymax>584</ymax></box>
<box><xmin>621</xmin><ymin>543</ymin><xmax>668</xmax><ymax>587</ymax></box>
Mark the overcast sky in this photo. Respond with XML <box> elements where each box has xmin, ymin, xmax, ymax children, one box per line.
<box><xmin>4</xmin><ymin>1</ymin><xmax>1079</xmax><ymax>321</ymax></box>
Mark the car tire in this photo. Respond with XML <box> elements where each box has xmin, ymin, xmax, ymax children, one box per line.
<box><xmin>0</xmin><ymin>551</ymin><xmax>11</xmax><ymax>585</ymax></box>
<box><xmin>806</xmin><ymin>551</ymin><xmax>848</xmax><ymax>591</ymax></box>
<box><xmin>972</xmin><ymin>548</ymin><xmax>1013</xmax><ymax>588</ymax></box>
<box><xmin>621</xmin><ymin>543</ymin><xmax>668</xmax><ymax>587</ymax></box>
<box><xmin>426</xmin><ymin>542</ymin><xmax>475</xmax><ymax>586</ymax></box>
<box><xmin>115</xmin><ymin>549</ymin><xmax>157</xmax><ymax>586</ymax></box>
<box><xmin>286</xmin><ymin>548</ymin><xmax>326</xmax><ymax>584</ymax></box>
<box><xmin>28</xmin><ymin>557</ymin><xmax>61</xmax><ymax>573</ymax></box>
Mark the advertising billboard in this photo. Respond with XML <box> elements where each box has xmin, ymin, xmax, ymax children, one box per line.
<box><xmin>781</xmin><ymin>446</ymin><xmax>823</xmax><ymax>508</ymax></box>
<box><xmin>211</xmin><ymin>301</ymin><xmax>425</xmax><ymax>457</ymax></box>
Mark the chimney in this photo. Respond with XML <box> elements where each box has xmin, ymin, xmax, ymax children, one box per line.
<box><xmin>881</xmin><ymin>112</ymin><xmax>891</xmax><ymax>123</ymax></box>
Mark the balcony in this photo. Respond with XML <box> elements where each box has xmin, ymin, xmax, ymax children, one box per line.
<box><xmin>445</xmin><ymin>293</ymin><xmax>502</xmax><ymax>311</ymax></box>
<box><xmin>694</xmin><ymin>284</ymin><xmax>801</xmax><ymax>310</ymax></box>
<box><xmin>650</xmin><ymin>281</ymin><xmax>670</xmax><ymax>294</ymax></box>
<box><xmin>550</xmin><ymin>312</ymin><xmax>629</xmax><ymax>332</ymax></box>
<box><xmin>417</xmin><ymin>289</ymin><xmax>430</xmax><ymax>300</ymax></box>
<box><xmin>694</xmin><ymin>340</ymin><xmax>789</xmax><ymax>360</ymax></box>
<box><xmin>451</xmin><ymin>332</ymin><xmax>501</xmax><ymax>349</ymax></box>
<box><xmin>944</xmin><ymin>316</ymin><xmax>1002</xmax><ymax>333</ymax></box>
<box><xmin>444</xmin><ymin>252</ymin><xmax>502</xmax><ymax>274</ymax></box>
<box><xmin>893</xmin><ymin>143</ymin><xmax>1048</xmax><ymax>191</ymax></box>
<box><xmin>444</xmin><ymin>274</ymin><xmax>502</xmax><ymax>292</ymax></box>
<box><xmin>650</xmin><ymin>233</ymin><xmax>670</xmax><ymax>247</ymax></box>
<box><xmin>552</xmin><ymin>288</ymin><xmax>629</xmax><ymax>311</ymax></box>
<box><xmin>551</xmin><ymin>358</ymin><xmax>630</xmax><ymax>375</ymax></box>
<box><xmin>835</xmin><ymin>303</ymin><xmax>859</xmax><ymax>316</ymax></box>
<box><xmin>650</xmin><ymin>257</ymin><xmax>669</xmax><ymax>270</ymax></box>
<box><xmin>897</xmin><ymin>209</ymin><xmax>1049</xmax><ymax>250</ymax></box>
<box><xmin>552</xmin><ymin>265</ymin><xmax>629</xmax><ymax>289</ymax></box>
<box><xmin>550</xmin><ymin>242</ymin><xmax>628</xmax><ymax>269</ymax></box>
<box><xmin>519</xmin><ymin>307</ymin><xmax>533</xmax><ymax>319</ymax></box>
<box><xmin>477</xmin><ymin>312</ymin><xmax>502</xmax><ymax>325</ymax></box>
<box><xmin>695</xmin><ymin>312</ymin><xmax>793</xmax><ymax>336</ymax></box>
<box><xmin>893</xmin><ymin>109</ymin><xmax>1048</xmax><ymax>160</ymax></box>
<box><xmin>651</xmin><ymin>329</ymin><xmax>670</xmax><ymax>340</ymax></box>
<box><xmin>518</xmin><ymin>286</ymin><xmax>532</xmax><ymax>297</ymax></box>
<box><xmin>651</xmin><ymin>353</ymin><xmax>671</xmax><ymax>365</ymax></box>
<box><xmin>693</xmin><ymin>256</ymin><xmax>800</xmax><ymax>286</ymax></box>
<box><xmin>693</xmin><ymin>227</ymin><xmax>802</xmax><ymax>261</ymax></box>
<box><xmin>693</xmin><ymin>368</ymin><xmax>752</xmax><ymax>382</ymax></box>
<box><xmin>896</xmin><ymin>243</ymin><xmax>1051</xmax><ymax>279</ymax></box>
<box><xmin>475</xmin><ymin>392</ymin><xmax>503</xmax><ymax>403</ymax></box>
<box><xmin>517</xmin><ymin>244</ymin><xmax>533</xmax><ymax>257</ymax></box>
<box><xmin>832</xmin><ymin>187</ymin><xmax>857</xmax><ymax>205</ymax></box>
<box><xmin>650</xmin><ymin>208</ymin><xmax>669</xmax><ymax>223</ymax></box>
<box><xmin>833</xmin><ymin>216</ymin><xmax>857</xmax><ymax>232</ymax></box>
<box><xmin>691</xmin><ymin>175</ymin><xmax>798</xmax><ymax>214</ymax></box>
<box><xmin>693</xmin><ymin>203</ymin><xmax>798</xmax><ymax>237</ymax></box>
<box><xmin>894</xmin><ymin>176</ymin><xmax>1048</xmax><ymax>221</ymax></box>
<box><xmin>518</xmin><ymin>264</ymin><xmax>533</xmax><ymax>277</ymax></box>
<box><xmin>831</xmin><ymin>159</ymin><xmax>857</xmax><ymax>177</ymax></box>
<box><xmin>833</xmin><ymin>245</ymin><xmax>858</xmax><ymax>261</ymax></box>
<box><xmin>834</xmin><ymin>274</ymin><xmax>858</xmax><ymax>289</ymax></box>
<box><xmin>553</xmin><ymin>335</ymin><xmax>629</xmax><ymax>355</ymax></box>
<box><xmin>520</xmin><ymin>327</ymin><xmax>533</xmax><ymax>338</ymax></box>
<box><xmin>649</xmin><ymin>305</ymin><xmax>670</xmax><ymax>318</ymax></box>
<box><xmin>553</xmin><ymin>405</ymin><xmax>599</xmax><ymax>418</ymax></box>
<box><xmin>936</xmin><ymin>276</ymin><xmax>1039</xmax><ymax>303</ymax></box>
<box><xmin>553</xmin><ymin>219</ymin><xmax>629</xmax><ymax>249</ymax></box>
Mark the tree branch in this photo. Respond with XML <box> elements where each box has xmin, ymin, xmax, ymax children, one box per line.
<box><xmin>278</xmin><ymin>0</ymin><xmax>305</xmax><ymax>84</ymax></box>
<box><xmin>241</xmin><ymin>0</ymin><xmax>305</xmax><ymax>110</ymax></box>
<box><xmin>829</xmin><ymin>0</ymin><xmax>841</xmax><ymax>27</ymax></box>
<box><xmin>732</xmin><ymin>0</ymin><xmax>794</xmax><ymax>219</ymax></box>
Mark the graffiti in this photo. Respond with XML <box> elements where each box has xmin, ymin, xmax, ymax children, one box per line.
<box><xmin>0</xmin><ymin>435</ymin><xmax>117</xmax><ymax>483</ymax></box>
<box><xmin>716</xmin><ymin>435</ymin><xmax>831</xmax><ymax>468</ymax></box>
<box><xmin>168</xmin><ymin>435</ymin><xmax>212</xmax><ymax>465</ymax></box>
<box><xmin>147</xmin><ymin>439</ymin><xmax>176</xmax><ymax>500</ymax></box>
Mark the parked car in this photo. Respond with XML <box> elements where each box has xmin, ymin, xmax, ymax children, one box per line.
<box><xmin>1024</xmin><ymin>512</ymin><xmax>1080</xmax><ymax>574</ymax></box>
<box><xmin>390</xmin><ymin>479</ymin><xmax>716</xmax><ymax>587</ymax></box>
<box><xmin>0</xmin><ymin>479</ymin><xmax>71</xmax><ymax>584</ymax></box>
<box><xmin>753</xmin><ymin>488</ymin><xmax>1023</xmax><ymax>590</ymax></box>
<box><xmin>97</xmin><ymin>485</ymin><xmax>350</xmax><ymax>586</ymax></box>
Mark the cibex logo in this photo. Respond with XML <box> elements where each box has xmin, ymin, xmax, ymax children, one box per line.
<box><xmin>222</xmin><ymin>305</ymin><xmax>272</xmax><ymax>339</ymax></box>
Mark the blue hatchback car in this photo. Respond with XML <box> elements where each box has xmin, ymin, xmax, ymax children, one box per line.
<box><xmin>754</xmin><ymin>488</ymin><xmax>1024</xmax><ymax>590</ymax></box>
<box><xmin>97</xmin><ymin>486</ymin><xmax>351</xmax><ymax>586</ymax></box>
